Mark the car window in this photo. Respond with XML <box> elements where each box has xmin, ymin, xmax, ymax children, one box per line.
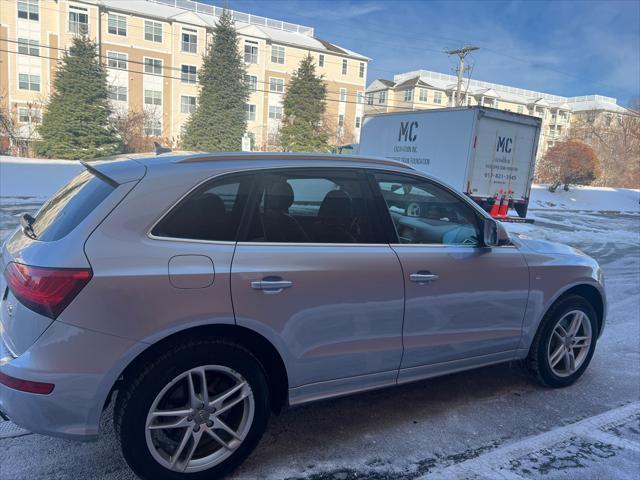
<box><xmin>152</xmin><ymin>174</ymin><xmax>253</xmax><ymax>241</ymax></box>
<box><xmin>243</xmin><ymin>169</ymin><xmax>384</xmax><ymax>244</ymax></box>
<box><xmin>31</xmin><ymin>170</ymin><xmax>115</xmax><ymax>242</ymax></box>
<box><xmin>373</xmin><ymin>172</ymin><xmax>481</xmax><ymax>246</ymax></box>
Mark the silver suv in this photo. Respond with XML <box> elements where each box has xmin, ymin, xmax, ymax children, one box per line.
<box><xmin>0</xmin><ymin>153</ymin><xmax>605</xmax><ymax>479</ymax></box>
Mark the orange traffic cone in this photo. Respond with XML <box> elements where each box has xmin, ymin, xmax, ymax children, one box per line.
<box><xmin>498</xmin><ymin>191</ymin><xmax>510</xmax><ymax>217</ymax></box>
<box><xmin>489</xmin><ymin>191</ymin><xmax>502</xmax><ymax>217</ymax></box>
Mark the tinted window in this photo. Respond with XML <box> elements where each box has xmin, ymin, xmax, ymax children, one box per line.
<box><xmin>32</xmin><ymin>170</ymin><xmax>115</xmax><ymax>242</ymax></box>
<box><xmin>374</xmin><ymin>172</ymin><xmax>481</xmax><ymax>245</ymax></box>
<box><xmin>152</xmin><ymin>174</ymin><xmax>253</xmax><ymax>241</ymax></box>
<box><xmin>243</xmin><ymin>170</ymin><xmax>383</xmax><ymax>244</ymax></box>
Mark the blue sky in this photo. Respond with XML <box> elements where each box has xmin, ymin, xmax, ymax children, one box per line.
<box><xmin>216</xmin><ymin>0</ymin><xmax>639</xmax><ymax>105</ymax></box>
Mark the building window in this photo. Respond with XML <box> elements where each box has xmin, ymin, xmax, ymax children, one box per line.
<box><xmin>244</xmin><ymin>41</ymin><xmax>258</xmax><ymax>64</ymax></box>
<box><xmin>182</xmin><ymin>29</ymin><xmax>197</xmax><ymax>53</ymax></box>
<box><xmin>355</xmin><ymin>116</ymin><xmax>361</xmax><ymax>128</ymax></box>
<box><xmin>268</xmin><ymin>105</ymin><xmax>282</xmax><ymax>120</ymax></box>
<box><xmin>18</xmin><ymin>107</ymin><xmax>40</xmax><ymax>123</ymax></box>
<box><xmin>318</xmin><ymin>54</ymin><xmax>325</xmax><ymax>67</ymax></box>
<box><xmin>18</xmin><ymin>0</ymin><xmax>39</xmax><ymax>21</ymax></box>
<box><xmin>244</xmin><ymin>104</ymin><xmax>256</xmax><ymax>121</ymax></box>
<box><xmin>404</xmin><ymin>89</ymin><xmax>412</xmax><ymax>102</ymax></box>
<box><xmin>144</xmin><ymin>89</ymin><xmax>162</xmax><ymax>105</ymax></box>
<box><xmin>107</xmin><ymin>13</ymin><xmax>126</xmax><ymax>36</ymax></box>
<box><xmin>378</xmin><ymin>91</ymin><xmax>386</xmax><ymax>104</ymax></box>
<box><xmin>419</xmin><ymin>88</ymin><xmax>427</xmax><ymax>102</ymax></box>
<box><xmin>359</xmin><ymin>62</ymin><xmax>365</xmax><ymax>78</ymax></box>
<box><xmin>271</xmin><ymin>45</ymin><xmax>285</xmax><ymax>64</ymax></box>
<box><xmin>341</xmin><ymin>59</ymin><xmax>348</xmax><ymax>75</ymax></box>
<box><xmin>356</xmin><ymin>91</ymin><xmax>363</xmax><ymax>104</ymax></box>
<box><xmin>18</xmin><ymin>73</ymin><xmax>40</xmax><ymax>91</ymax></box>
<box><xmin>338</xmin><ymin>114</ymin><xmax>345</xmax><ymax>127</ymax></box>
<box><xmin>180</xmin><ymin>96</ymin><xmax>197</xmax><ymax>114</ymax></box>
<box><xmin>269</xmin><ymin>78</ymin><xmax>284</xmax><ymax>93</ymax></box>
<box><xmin>517</xmin><ymin>105</ymin><xmax>524</xmax><ymax>114</ymax></box>
<box><xmin>69</xmin><ymin>6</ymin><xmax>89</xmax><ymax>35</ymax></box>
<box><xmin>144</xmin><ymin>20</ymin><xmax>162</xmax><ymax>42</ymax></box>
<box><xmin>144</xmin><ymin>119</ymin><xmax>162</xmax><ymax>137</ymax></box>
<box><xmin>17</xmin><ymin>38</ymin><xmax>39</xmax><ymax>56</ymax></box>
<box><xmin>144</xmin><ymin>58</ymin><xmax>162</xmax><ymax>75</ymax></box>
<box><xmin>433</xmin><ymin>91</ymin><xmax>442</xmax><ymax>104</ymax></box>
<box><xmin>244</xmin><ymin>75</ymin><xmax>257</xmax><ymax>92</ymax></box>
<box><xmin>339</xmin><ymin>88</ymin><xmax>347</xmax><ymax>102</ymax></box>
<box><xmin>107</xmin><ymin>51</ymin><xmax>127</xmax><ymax>70</ymax></box>
<box><xmin>181</xmin><ymin>65</ymin><xmax>197</xmax><ymax>84</ymax></box>
<box><xmin>366</xmin><ymin>93</ymin><xmax>374</xmax><ymax>105</ymax></box>
<box><xmin>108</xmin><ymin>85</ymin><xmax>127</xmax><ymax>102</ymax></box>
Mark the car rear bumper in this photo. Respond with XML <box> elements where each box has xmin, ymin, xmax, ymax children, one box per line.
<box><xmin>0</xmin><ymin>320</ymin><xmax>142</xmax><ymax>441</ymax></box>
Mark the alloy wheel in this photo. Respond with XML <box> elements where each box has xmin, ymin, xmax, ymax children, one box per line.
<box><xmin>547</xmin><ymin>310</ymin><xmax>593</xmax><ymax>378</ymax></box>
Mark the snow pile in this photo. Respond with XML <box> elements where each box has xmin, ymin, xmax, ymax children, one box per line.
<box><xmin>0</xmin><ymin>156</ymin><xmax>83</xmax><ymax>199</ymax></box>
<box><xmin>529</xmin><ymin>184</ymin><xmax>639</xmax><ymax>213</ymax></box>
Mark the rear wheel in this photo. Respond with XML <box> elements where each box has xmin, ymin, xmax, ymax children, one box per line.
<box><xmin>514</xmin><ymin>202</ymin><xmax>528</xmax><ymax>218</ymax></box>
<box><xmin>115</xmin><ymin>340</ymin><xmax>270</xmax><ymax>480</ymax></box>
<box><xmin>526</xmin><ymin>295</ymin><xmax>597</xmax><ymax>388</ymax></box>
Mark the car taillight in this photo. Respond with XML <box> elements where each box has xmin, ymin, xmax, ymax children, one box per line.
<box><xmin>3</xmin><ymin>262</ymin><xmax>92</xmax><ymax>319</ymax></box>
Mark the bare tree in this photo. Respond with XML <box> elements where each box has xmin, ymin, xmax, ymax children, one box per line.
<box><xmin>0</xmin><ymin>89</ymin><xmax>46</xmax><ymax>156</ymax></box>
<box><xmin>112</xmin><ymin>106</ymin><xmax>166</xmax><ymax>154</ymax></box>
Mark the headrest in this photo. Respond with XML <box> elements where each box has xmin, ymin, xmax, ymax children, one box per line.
<box><xmin>318</xmin><ymin>190</ymin><xmax>352</xmax><ymax>220</ymax></box>
<box><xmin>265</xmin><ymin>181</ymin><xmax>294</xmax><ymax>212</ymax></box>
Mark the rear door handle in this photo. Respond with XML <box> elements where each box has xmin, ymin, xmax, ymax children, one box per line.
<box><xmin>410</xmin><ymin>271</ymin><xmax>439</xmax><ymax>283</ymax></box>
<box><xmin>251</xmin><ymin>277</ymin><xmax>293</xmax><ymax>294</ymax></box>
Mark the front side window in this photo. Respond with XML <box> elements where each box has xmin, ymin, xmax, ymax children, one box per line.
<box><xmin>271</xmin><ymin>45</ymin><xmax>285</xmax><ymax>64</ymax></box>
<box><xmin>144</xmin><ymin>57</ymin><xmax>162</xmax><ymax>75</ymax></box>
<box><xmin>18</xmin><ymin>0</ymin><xmax>39</xmax><ymax>21</ymax></box>
<box><xmin>145</xmin><ymin>20</ymin><xmax>162</xmax><ymax>42</ymax></box>
<box><xmin>182</xmin><ymin>29</ymin><xmax>197</xmax><ymax>53</ymax></box>
<box><xmin>269</xmin><ymin>77</ymin><xmax>284</xmax><ymax>93</ymax></box>
<box><xmin>107</xmin><ymin>13</ymin><xmax>126</xmax><ymax>36</ymax></box>
<box><xmin>17</xmin><ymin>38</ymin><xmax>39</xmax><ymax>56</ymax></box>
<box><xmin>152</xmin><ymin>174</ymin><xmax>254</xmax><ymax>242</ymax></box>
<box><xmin>244</xmin><ymin>41</ymin><xmax>258</xmax><ymax>63</ymax></box>
<box><xmin>373</xmin><ymin>172</ymin><xmax>481</xmax><ymax>245</ymax></box>
<box><xmin>180</xmin><ymin>95</ymin><xmax>197</xmax><ymax>114</ymax></box>
<box><xmin>107</xmin><ymin>51</ymin><xmax>127</xmax><ymax>70</ymax></box>
<box><xmin>69</xmin><ymin>6</ymin><xmax>89</xmax><ymax>34</ymax></box>
<box><xmin>181</xmin><ymin>64</ymin><xmax>197</xmax><ymax>84</ymax></box>
<box><xmin>243</xmin><ymin>170</ymin><xmax>382</xmax><ymax>244</ymax></box>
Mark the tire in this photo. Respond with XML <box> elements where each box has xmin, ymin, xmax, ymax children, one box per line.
<box><xmin>526</xmin><ymin>295</ymin><xmax>598</xmax><ymax>388</ymax></box>
<box><xmin>514</xmin><ymin>202</ymin><xmax>528</xmax><ymax>218</ymax></box>
<box><xmin>114</xmin><ymin>339</ymin><xmax>270</xmax><ymax>480</ymax></box>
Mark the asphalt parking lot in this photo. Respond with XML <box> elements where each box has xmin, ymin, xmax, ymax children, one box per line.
<box><xmin>0</xmin><ymin>205</ymin><xmax>639</xmax><ymax>480</ymax></box>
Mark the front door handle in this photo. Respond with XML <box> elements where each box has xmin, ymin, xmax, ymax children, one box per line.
<box><xmin>410</xmin><ymin>271</ymin><xmax>439</xmax><ymax>284</ymax></box>
<box><xmin>251</xmin><ymin>277</ymin><xmax>293</xmax><ymax>294</ymax></box>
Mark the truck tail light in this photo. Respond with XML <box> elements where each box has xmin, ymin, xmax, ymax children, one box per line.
<box><xmin>3</xmin><ymin>262</ymin><xmax>92</xmax><ymax>319</ymax></box>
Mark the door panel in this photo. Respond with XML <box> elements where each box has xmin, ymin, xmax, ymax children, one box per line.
<box><xmin>394</xmin><ymin>245</ymin><xmax>529</xmax><ymax>368</ymax></box>
<box><xmin>231</xmin><ymin>244</ymin><xmax>404</xmax><ymax>387</ymax></box>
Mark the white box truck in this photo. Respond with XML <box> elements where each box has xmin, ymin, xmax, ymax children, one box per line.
<box><xmin>357</xmin><ymin>107</ymin><xmax>541</xmax><ymax>218</ymax></box>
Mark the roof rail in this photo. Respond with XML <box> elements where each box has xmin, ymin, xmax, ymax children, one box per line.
<box><xmin>174</xmin><ymin>152</ymin><xmax>413</xmax><ymax>170</ymax></box>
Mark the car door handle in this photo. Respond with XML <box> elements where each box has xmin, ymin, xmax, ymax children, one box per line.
<box><xmin>251</xmin><ymin>277</ymin><xmax>293</xmax><ymax>294</ymax></box>
<box><xmin>410</xmin><ymin>271</ymin><xmax>439</xmax><ymax>283</ymax></box>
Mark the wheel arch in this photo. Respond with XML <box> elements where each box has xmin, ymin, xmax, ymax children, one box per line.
<box><xmin>555</xmin><ymin>283</ymin><xmax>605</xmax><ymax>336</ymax></box>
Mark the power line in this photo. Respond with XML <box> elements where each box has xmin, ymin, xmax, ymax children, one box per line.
<box><xmin>444</xmin><ymin>46</ymin><xmax>479</xmax><ymax>107</ymax></box>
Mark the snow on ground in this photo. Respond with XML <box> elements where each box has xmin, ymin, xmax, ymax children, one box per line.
<box><xmin>0</xmin><ymin>156</ymin><xmax>83</xmax><ymax>199</ymax></box>
<box><xmin>529</xmin><ymin>184</ymin><xmax>640</xmax><ymax>213</ymax></box>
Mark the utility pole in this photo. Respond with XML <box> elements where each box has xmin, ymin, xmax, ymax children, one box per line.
<box><xmin>445</xmin><ymin>45</ymin><xmax>479</xmax><ymax>107</ymax></box>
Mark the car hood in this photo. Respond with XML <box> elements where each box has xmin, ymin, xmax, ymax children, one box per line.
<box><xmin>514</xmin><ymin>235</ymin><xmax>586</xmax><ymax>256</ymax></box>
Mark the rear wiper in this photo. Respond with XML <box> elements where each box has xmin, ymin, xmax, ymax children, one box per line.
<box><xmin>20</xmin><ymin>213</ymin><xmax>37</xmax><ymax>239</ymax></box>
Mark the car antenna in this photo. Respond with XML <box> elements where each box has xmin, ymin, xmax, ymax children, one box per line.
<box><xmin>154</xmin><ymin>142</ymin><xmax>172</xmax><ymax>155</ymax></box>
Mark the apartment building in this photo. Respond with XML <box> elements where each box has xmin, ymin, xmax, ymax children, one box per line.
<box><xmin>1</xmin><ymin>0</ymin><xmax>369</xmax><ymax>150</ymax></box>
<box><xmin>365</xmin><ymin>69</ymin><xmax>631</xmax><ymax>158</ymax></box>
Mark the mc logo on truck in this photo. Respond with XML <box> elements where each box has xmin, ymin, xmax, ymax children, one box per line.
<box><xmin>399</xmin><ymin>121</ymin><xmax>418</xmax><ymax>142</ymax></box>
<box><xmin>497</xmin><ymin>136</ymin><xmax>513</xmax><ymax>153</ymax></box>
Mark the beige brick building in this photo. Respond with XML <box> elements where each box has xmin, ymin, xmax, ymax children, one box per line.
<box><xmin>1</xmin><ymin>0</ymin><xmax>369</xmax><ymax>151</ymax></box>
<box><xmin>365</xmin><ymin>70</ymin><xmax>631</xmax><ymax>158</ymax></box>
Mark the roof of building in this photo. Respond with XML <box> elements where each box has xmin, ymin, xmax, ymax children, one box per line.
<box><xmin>81</xmin><ymin>0</ymin><xmax>369</xmax><ymax>61</ymax></box>
<box><xmin>367</xmin><ymin>69</ymin><xmax>632</xmax><ymax>114</ymax></box>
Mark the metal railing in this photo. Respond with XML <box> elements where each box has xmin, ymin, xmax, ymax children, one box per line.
<box><xmin>147</xmin><ymin>0</ymin><xmax>314</xmax><ymax>36</ymax></box>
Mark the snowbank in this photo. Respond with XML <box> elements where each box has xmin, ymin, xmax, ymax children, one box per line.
<box><xmin>0</xmin><ymin>156</ymin><xmax>83</xmax><ymax>198</ymax></box>
<box><xmin>530</xmin><ymin>185</ymin><xmax>639</xmax><ymax>213</ymax></box>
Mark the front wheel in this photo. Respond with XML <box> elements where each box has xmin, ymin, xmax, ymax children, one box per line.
<box><xmin>115</xmin><ymin>339</ymin><xmax>270</xmax><ymax>480</ymax></box>
<box><xmin>526</xmin><ymin>295</ymin><xmax>598</xmax><ymax>388</ymax></box>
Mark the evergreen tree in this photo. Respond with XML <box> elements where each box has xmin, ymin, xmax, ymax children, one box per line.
<box><xmin>34</xmin><ymin>36</ymin><xmax>120</xmax><ymax>159</ymax></box>
<box><xmin>279</xmin><ymin>54</ymin><xmax>329</xmax><ymax>152</ymax></box>
<box><xmin>181</xmin><ymin>10</ymin><xmax>248</xmax><ymax>151</ymax></box>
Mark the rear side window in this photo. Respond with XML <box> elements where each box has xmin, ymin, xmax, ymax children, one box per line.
<box><xmin>152</xmin><ymin>174</ymin><xmax>254</xmax><ymax>241</ymax></box>
<box><xmin>32</xmin><ymin>170</ymin><xmax>115</xmax><ymax>242</ymax></box>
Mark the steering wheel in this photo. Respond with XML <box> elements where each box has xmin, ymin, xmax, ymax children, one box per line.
<box><xmin>406</xmin><ymin>202</ymin><xmax>421</xmax><ymax>217</ymax></box>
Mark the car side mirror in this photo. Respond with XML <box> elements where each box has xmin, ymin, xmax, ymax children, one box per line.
<box><xmin>482</xmin><ymin>218</ymin><xmax>499</xmax><ymax>247</ymax></box>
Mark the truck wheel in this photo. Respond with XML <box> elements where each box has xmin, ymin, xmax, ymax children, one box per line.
<box><xmin>514</xmin><ymin>203</ymin><xmax>528</xmax><ymax>218</ymax></box>
<box><xmin>525</xmin><ymin>295</ymin><xmax>598</xmax><ymax>388</ymax></box>
<box><xmin>114</xmin><ymin>339</ymin><xmax>270</xmax><ymax>480</ymax></box>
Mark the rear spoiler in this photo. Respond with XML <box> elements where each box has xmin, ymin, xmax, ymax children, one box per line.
<box><xmin>80</xmin><ymin>159</ymin><xmax>146</xmax><ymax>186</ymax></box>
